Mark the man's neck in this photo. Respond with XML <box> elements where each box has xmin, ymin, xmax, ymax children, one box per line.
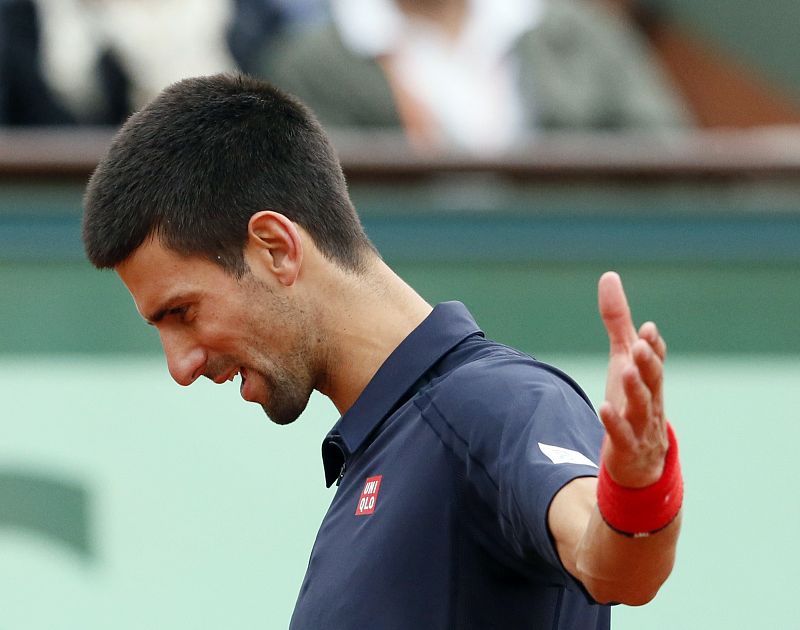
<box><xmin>311</xmin><ymin>257</ymin><xmax>433</xmax><ymax>416</ymax></box>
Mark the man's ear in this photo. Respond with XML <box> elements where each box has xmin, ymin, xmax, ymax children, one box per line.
<box><xmin>245</xmin><ymin>211</ymin><xmax>303</xmax><ymax>286</ymax></box>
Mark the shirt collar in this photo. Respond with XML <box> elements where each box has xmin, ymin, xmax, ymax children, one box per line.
<box><xmin>321</xmin><ymin>301</ymin><xmax>483</xmax><ymax>486</ymax></box>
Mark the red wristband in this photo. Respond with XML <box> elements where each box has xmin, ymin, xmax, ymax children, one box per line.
<box><xmin>597</xmin><ymin>423</ymin><xmax>683</xmax><ymax>538</ymax></box>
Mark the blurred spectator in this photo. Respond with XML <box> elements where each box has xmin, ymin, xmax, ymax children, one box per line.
<box><xmin>0</xmin><ymin>0</ymin><xmax>304</xmax><ymax>125</ymax></box>
<box><xmin>229</xmin><ymin>0</ymin><xmax>313</xmax><ymax>75</ymax></box>
<box><xmin>0</xmin><ymin>0</ymin><xmax>80</xmax><ymax>124</ymax></box>
<box><xmin>259</xmin><ymin>0</ymin><xmax>691</xmax><ymax>154</ymax></box>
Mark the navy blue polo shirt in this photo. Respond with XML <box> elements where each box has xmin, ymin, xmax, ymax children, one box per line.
<box><xmin>290</xmin><ymin>302</ymin><xmax>609</xmax><ymax>629</ymax></box>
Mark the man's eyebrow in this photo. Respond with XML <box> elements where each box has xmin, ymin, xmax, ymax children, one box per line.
<box><xmin>143</xmin><ymin>294</ymin><xmax>192</xmax><ymax>325</ymax></box>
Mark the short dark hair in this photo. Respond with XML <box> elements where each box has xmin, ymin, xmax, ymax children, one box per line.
<box><xmin>83</xmin><ymin>73</ymin><xmax>375</xmax><ymax>275</ymax></box>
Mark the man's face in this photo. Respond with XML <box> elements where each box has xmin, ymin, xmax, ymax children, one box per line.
<box><xmin>117</xmin><ymin>237</ymin><xmax>317</xmax><ymax>425</ymax></box>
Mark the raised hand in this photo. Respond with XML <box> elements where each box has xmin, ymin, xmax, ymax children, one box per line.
<box><xmin>597</xmin><ymin>272</ymin><xmax>669</xmax><ymax>488</ymax></box>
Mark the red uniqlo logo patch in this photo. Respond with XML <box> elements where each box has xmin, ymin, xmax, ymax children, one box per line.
<box><xmin>355</xmin><ymin>475</ymin><xmax>383</xmax><ymax>516</ymax></box>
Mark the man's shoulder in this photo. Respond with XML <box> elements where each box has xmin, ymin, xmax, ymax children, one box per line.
<box><xmin>423</xmin><ymin>338</ymin><xmax>594</xmax><ymax>424</ymax></box>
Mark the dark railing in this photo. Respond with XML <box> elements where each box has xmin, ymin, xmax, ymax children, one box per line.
<box><xmin>4</xmin><ymin>127</ymin><xmax>800</xmax><ymax>181</ymax></box>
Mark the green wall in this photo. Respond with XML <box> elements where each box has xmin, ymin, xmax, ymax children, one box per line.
<box><xmin>4</xmin><ymin>259</ymin><xmax>796</xmax><ymax>355</ymax></box>
<box><xmin>3</xmin><ymin>176</ymin><xmax>800</xmax><ymax>355</ymax></box>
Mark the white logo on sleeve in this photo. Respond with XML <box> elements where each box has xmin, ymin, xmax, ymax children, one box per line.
<box><xmin>537</xmin><ymin>443</ymin><xmax>598</xmax><ymax>468</ymax></box>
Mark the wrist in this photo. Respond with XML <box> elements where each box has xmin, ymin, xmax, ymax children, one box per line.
<box><xmin>597</xmin><ymin>423</ymin><xmax>683</xmax><ymax>538</ymax></box>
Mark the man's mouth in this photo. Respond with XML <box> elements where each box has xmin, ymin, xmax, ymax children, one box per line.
<box><xmin>239</xmin><ymin>368</ymin><xmax>258</xmax><ymax>402</ymax></box>
<box><xmin>210</xmin><ymin>366</ymin><xmax>255</xmax><ymax>402</ymax></box>
<box><xmin>212</xmin><ymin>368</ymin><xmax>240</xmax><ymax>385</ymax></box>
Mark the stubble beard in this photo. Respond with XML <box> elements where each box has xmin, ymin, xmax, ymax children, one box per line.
<box><xmin>258</xmin><ymin>361</ymin><xmax>314</xmax><ymax>426</ymax></box>
<box><xmin>241</xmin><ymin>273</ymin><xmax>319</xmax><ymax>426</ymax></box>
<box><xmin>250</xmin><ymin>306</ymin><xmax>318</xmax><ymax>427</ymax></box>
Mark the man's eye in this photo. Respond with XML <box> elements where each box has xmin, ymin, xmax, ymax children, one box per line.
<box><xmin>168</xmin><ymin>306</ymin><xmax>189</xmax><ymax>320</ymax></box>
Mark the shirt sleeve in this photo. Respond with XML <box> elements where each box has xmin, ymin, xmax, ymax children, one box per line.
<box><xmin>417</xmin><ymin>352</ymin><xmax>605</xmax><ymax>587</ymax></box>
<box><xmin>494</xmin><ymin>361</ymin><xmax>604</xmax><ymax>575</ymax></box>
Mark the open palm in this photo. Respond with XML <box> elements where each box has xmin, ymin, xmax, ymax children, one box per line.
<box><xmin>597</xmin><ymin>272</ymin><xmax>669</xmax><ymax>488</ymax></box>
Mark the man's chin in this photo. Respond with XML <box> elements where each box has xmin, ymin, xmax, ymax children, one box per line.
<box><xmin>260</xmin><ymin>394</ymin><xmax>310</xmax><ymax>426</ymax></box>
<box><xmin>249</xmin><ymin>363</ymin><xmax>314</xmax><ymax>426</ymax></box>
<box><xmin>262</xmin><ymin>405</ymin><xmax>294</xmax><ymax>426</ymax></box>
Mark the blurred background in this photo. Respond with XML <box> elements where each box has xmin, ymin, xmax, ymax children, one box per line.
<box><xmin>1</xmin><ymin>0</ymin><xmax>799</xmax><ymax>628</ymax></box>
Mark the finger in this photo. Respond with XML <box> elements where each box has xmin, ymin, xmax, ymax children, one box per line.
<box><xmin>639</xmin><ymin>321</ymin><xmax>667</xmax><ymax>362</ymax></box>
<box><xmin>633</xmin><ymin>339</ymin><xmax>663</xmax><ymax>398</ymax></box>
<box><xmin>598</xmin><ymin>271</ymin><xmax>637</xmax><ymax>354</ymax></box>
<box><xmin>622</xmin><ymin>363</ymin><xmax>652</xmax><ymax>431</ymax></box>
<box><xmin>633</xmin><ymin>341</ymin><xmax>665</xmax><ymax>428</ymax></box>
<box><xmin>598</xmin><ymin>400</ymin><xmax>635</xmax><ymax>449</ymax></box>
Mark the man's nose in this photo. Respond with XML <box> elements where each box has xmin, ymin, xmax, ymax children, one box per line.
<box><xmin>160</xmin><ymin>332</ymin><xmax>206</xmax><ymax>386</ymax></box>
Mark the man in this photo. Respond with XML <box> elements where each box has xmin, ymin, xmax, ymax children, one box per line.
<box><xmin>83</xmin><ymin>73</ymin><xmax>682</xmax><ymax>629</ymax></box>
